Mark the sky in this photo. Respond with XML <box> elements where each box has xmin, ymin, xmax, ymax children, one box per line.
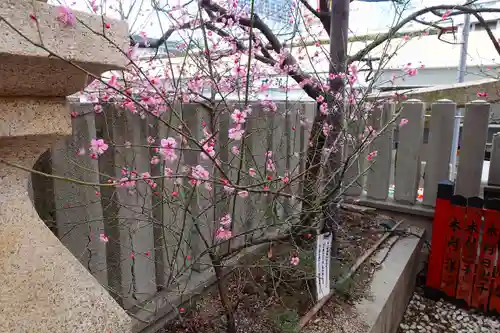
<box><xmin>49</xmin><ymin>0</ymin><xmax>500</xmax><ymax>39</ymax></box>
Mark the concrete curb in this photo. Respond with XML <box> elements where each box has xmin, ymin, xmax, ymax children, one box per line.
<box><xmin>356</xmin><ymin>227</ymin><xmax>425</xmax><ymax>333</ymax></box>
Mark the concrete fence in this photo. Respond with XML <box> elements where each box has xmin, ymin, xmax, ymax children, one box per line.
<box><xmin>29</xmin><ymin>98</ymin><xmax>497</xmax><ymax>329</ymax></box>
<box><xmin>350</xmin><ymin>99</ymin><xmax>499</xmax><ymax>217</ymax></box>
<box><xmin>30</xmin><ymin>101</ymin><xmax>316</xmax><ymax>330</ymax></box>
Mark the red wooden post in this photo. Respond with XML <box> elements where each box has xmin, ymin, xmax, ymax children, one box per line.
<box><xmin>484</xmin><ymin>187</ymin><xmax>500</xmax><ymax>313</ymax></box>
<box><xmin>426</xmin><ymin>181</ymin><xmax>454</xmax><ymax>291</ymax></box>
<box><xmin>440</xmin><ymin>195</ymin><xmax>467</xmax><ymax>297</ymax></box>
<box><xmin>455</xmin><ymin>197</ymin><xmax>483</xmax><ymax>306</ymax></box>
<box><xmin>471</xmin><ymin>189</ymin><xmax>500</xmax><ymax>311</ymax></box>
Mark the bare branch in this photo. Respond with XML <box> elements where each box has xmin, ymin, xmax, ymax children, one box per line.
<box><xmin>348</xmin><ymin>5</ymin><xmax>500</xmax><ymax>64</ymax></box>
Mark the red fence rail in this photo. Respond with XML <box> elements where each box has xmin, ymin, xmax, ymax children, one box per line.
<box><xmin>426</xmin><ymin>182</ymin><xmax>500</xmax><ymax>312</ymax></box>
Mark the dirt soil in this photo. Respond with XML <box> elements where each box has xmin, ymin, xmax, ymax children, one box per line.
<box><xmin>161</xmin><ymin>208</ymin><xmax>391</xmax><ymax>333</ymax></box>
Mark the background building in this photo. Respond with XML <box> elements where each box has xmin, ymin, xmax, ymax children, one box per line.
<box><xmin>237</xmin><ymin>0</ymin><xmax>296</xmax><ymax>37</ymax></box>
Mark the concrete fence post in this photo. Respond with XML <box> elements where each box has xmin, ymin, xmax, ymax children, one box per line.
<box><xmin>394</xmin><ymin>99</ymin><xmax>425</xmax><ymax>204</ymax></box>
<box><xmin>343</xmin><ymin>103</ymin><xmax>371</xmax><ymax>197</ymax></box>
<box><xmin>366</xmin><ymin>103</ymin><xmax>394</xmax><ymax>200</ymax></box>
<box><xmin>423</xmin><ymin>100</ymin><xmax>456</xmax><ymax>206</ymax></box>
<box><xmin>488</xmin><ymin>133</ymin><xmax>500</xmax><ymax>186</ymax></box>
<box><xmin>52</xmin><ymin>105</ymin><xmax>108</xmax><ymax>286</ymax></box>
<box><xmin>95</xmin><ymin>105</ymin><xmax>156</xmax><ymax>309</ymax></box>
<box><xmin>366</xmin><ymin>102</ymin><xmax>394</xmax><ymax>200</ymax></box>
<box><xmin>455</xmin><ymin>100</ymin><xmax>490</xmax><ymax>197</ymax></box>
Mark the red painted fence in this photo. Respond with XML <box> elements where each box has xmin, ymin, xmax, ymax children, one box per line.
<box><xmin>426</xmin><ymin>182</ymin><xmax>500</xmax><ymax>312</ymax></box>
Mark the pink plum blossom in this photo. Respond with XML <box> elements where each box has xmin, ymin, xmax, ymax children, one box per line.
<box><xmin>216</xmin><ymin>227</ymin><xmax>232</xmax><ymax>240</ymax></box>
<box><xmin>164</xmin><ymin>167</ymin><xmax>173</xmax><ymax>177</ymax></box>
<box><xmin>220</xmin><ymin>214</ymin><xmax>232</xmax><ymax>226</ymax></box>
<box><xmin>281</xmin><ymin>172</ymin><xmax>290</xmax><ymax>184</ymax></box>
<box><xmin>151</xmin><ymin>156</ymin><xmax>160</xmax><ymax>165</ymax></box>
<box><xmin>160</xmin><ymin>137</ymin><xmax>178</xmax><ymax>162</ymax></box>
<box><xmin>191</xmin><ymin>165</ymin><xmax>209</xmax><ymax>185</ymax></box>
<box><xmin>57</xmin><ymin>6</ymin><xmax>76</xmax><ymax>26</ymax></box>
<box><xmin>266</xmin><ymin>158</ymin><xmax>276</xmax><ymax>173</ymax></box>
<box><xmin>238</xmin><ymin>190</ymin><xmax>249</xmax><ymax>198</ymax></box>
<box><xmin>367</xmin><ymin>151</ymin><xmax>378</xmax><ymax>161</ymax></box>
<box><xmin>229</xmin><ymin>126</ymin><xmax>244</xmax><ymax>140</ymax></box>
<box><xmin>231</xmin><ymin>109</ymin><xmax>247</xmax><ymax>124</ymax></box>
<box><xmin>248</xmin><ymin>168</ymin><xmax>257</xmax><ymax>177</ymax></box>
<box><xmin>320</xmin><ymin>103</ymin><xmax>328</xmax><ymax>115</ymax></box>
<box><xmin>224</xmin><ymin>186</ymin><xmax>235</xmax><ymax>193</ymax></box>
<box><xmin>322</xmin><ymin>123</ymin><xmax>330</xmax><ymax>136</ymax></box>
<box><xmin>408</xmin><ymin>68</ymin><xmax>417</xmax><ymax>77</ymax></box>
<box><xmin>89</xmin><ymin>139</ymin><xmax>108</xmax><ymax>156</ymax></box>
<box><xmin>442</xmin><ymin>9</ymin><xmax>452</xmax><ymax>20</ymax></box>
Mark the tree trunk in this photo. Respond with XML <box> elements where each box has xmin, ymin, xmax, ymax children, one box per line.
<box><xmin>210</xmin><ymin>254</ymin><xmax>237</xmax><ymax>333</ymax></box>
<box><xmin>298</xmin><ymin>0</ymin><xmax>350</xmax><ymax>243</ymax></box>
<box><xmin>322</xmin><ymin>0</ymin><xmax>350</xmax><ymax>255</ymax></box>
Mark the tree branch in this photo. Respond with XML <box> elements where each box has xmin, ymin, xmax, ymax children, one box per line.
<box><xmin>348</xmin><ymin>5</ymin><xmax>500</xmax><ymax>64</ymax></box>
<box><xmin>200</xmin><ymin>0</ymin><xmax>321</xmax><ymax>99</ymax></box>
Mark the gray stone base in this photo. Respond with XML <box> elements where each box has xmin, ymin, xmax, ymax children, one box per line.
<box><xmin>355</xmin><ymin>227</ymin><xmax>425</xmax><ymax>333</ymax></box>
<box><xmin>346</xmin><ymin>196</ymin><xmax>435</xmax><ymax>218</ymax></box>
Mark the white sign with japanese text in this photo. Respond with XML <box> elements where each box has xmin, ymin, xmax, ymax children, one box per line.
<box><xmin>315</xmin><ymin>233</ymin><xmax>333</xmax><ymax>301</ymax></box>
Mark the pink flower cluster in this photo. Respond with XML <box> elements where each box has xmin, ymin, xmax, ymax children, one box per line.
<box><xmin>89</xmin><ymin>139</ymin><xmax>108</xmax><ymax>159</ymax></box>
<box><xmin>367</xmin><ymin>151</ymin><xmax>378</xmax><ymax>162</ymax></box>
<box><xmin>200</xmin><ymin>128</ymin><xmax>216</xmax><ymax>160</ymax></box>
<box><xmin>228</xmin><ymin>107</ymin><xmax>250</xmax><ymax>141</ymax></box>
<box><xmin>191</xmin><ymin>165</ymin><xmax>210</xmax><ymax>186</ymax></box>
<box><xmin>141</xmin><ymin>172</ymin><xmax>157</xmax><ymax>190</ymax></box>
<box><xmin>216</xmin><ymin>213</ymin><xmax>232</xmax><ymax>240</ymax></box>
<box><xmin>119</xmin><ymin>168</ymin><xmax>138</xmax><ymax>188</ymax></box>
<box><xmin>265</xmin><ymin>151</ymin><xmax>276</xmax><ymax>173</ymax></box>
<box><xmin>160</xmin><ymin>137</ymin><xmax>178</xmax><ymax>162</ymax></box>
<box><xmin>57</xmin><ymin>6</ymin><xmax>76</xmax><ymax>27</ymax></box>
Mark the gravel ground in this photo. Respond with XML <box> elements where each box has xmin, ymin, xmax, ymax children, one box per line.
<box><xmin>399</xmin><ymin>289</ymin><xmax>500</xmax><ymax>333</ymax></box>
<box><xmin>302</xmin><ymin>299</ymin><xmax>369</xmax><ymax>333</ymax></box>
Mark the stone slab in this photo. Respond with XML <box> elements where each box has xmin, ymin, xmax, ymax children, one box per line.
<box><xmin>0</xmin><ymin>97</ymin><xmax>71</xmax><ymax>138</ymax></box>
<box><xmin>345</xmin><ymin>196</ymin><xmax>435</xmax><ymax>218</ymax></box>
<box><xmin>355</xmin><ymin>227</ymin><xmax>425</xmax><ymax>333</ymax></box>
<box><xmin>0</xmin><ymin>0</ymin><xmax>129</xmax><ymax>96</ymax></box>
<box><xmin>0</xmin><ymin>135</ymin><xmax>131</xmax><ymax>333</ymax></box>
